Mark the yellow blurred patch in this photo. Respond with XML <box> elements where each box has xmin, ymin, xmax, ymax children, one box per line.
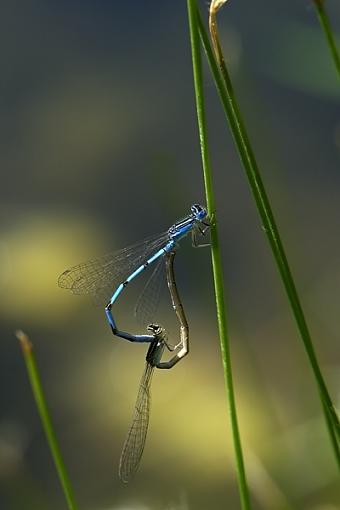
<box><xmin>0</xmin><ymin>212</ymin><xmax>110</xmax><ymax>325</ymax></box>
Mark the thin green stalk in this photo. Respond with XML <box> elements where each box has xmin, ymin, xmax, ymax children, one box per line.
<box><xmin>322</xmin><ymin>397</ymin><xmax>340</xmax><ymax>461</ymax></box>
<box><xmin>187</xmin><ymin>1</ymin><xmax>252</xmax><ymax>509</ymax></box>
<box><xmin>196</xmin><ymin>5</ymin><xmax>340</xmax><ymax>467</ymax></box>
<box><xmin>16</xmin><ymin>330</ymin><xmax>79</xmax><ymax>510</ymax></box>
<box><xmin>313</xmin><ymin>0</ymin><xmax>340</xmax><ymax>78</ymax></box>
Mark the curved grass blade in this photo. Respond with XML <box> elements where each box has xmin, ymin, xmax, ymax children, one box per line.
<box><xmin>197</xmin><ymin>2</ymin><xmax>340</xmax><ymax>458</ymax></box>
<box><xmin>313</xmin><ymin>0</ymin><xmax>340</xmax><ymax>78</ymax></box>
<box><xmin>187</xmin><ymin>1</ymin><xmax>252</xmax><ymax>508</ymax></box>
<box><xmin>16</xmin><ymin>331</ymin><xmax>79</xmax><ymax>510</ymax></box>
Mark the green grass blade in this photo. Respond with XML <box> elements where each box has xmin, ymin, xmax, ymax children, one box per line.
<box><xmin>313</xmin><ymin>0</ymin><xmax>340</xmax><ymax>78</ymax></box>
<box><xmin>196</xmin><ymin>6</ymin><xmax>340</xmax><ymax>465</ymax></box>
<box><xmin>187</xmin><ymin>1</ymin><xmax>252</xmax><ymax>508</ymax></box>
<box><xmin>16</xmin><ymin>330</ymin><xmax>79</xmax><ymax>510</ymax></box>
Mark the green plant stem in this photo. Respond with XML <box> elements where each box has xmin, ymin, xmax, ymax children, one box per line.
<box><xmin>196</xmin><ymin>7</ymin><xmax>340</xmax><ymax>467</ymax></box>
<box><xmin>322</xmin><ymin>397</ymin><xmax>340</xmax><ymax>460</ymax></box>
<box><xmin>187</xmin><ymin>1</ymin><xmax>252</xmax><ymax>509</ymax></box>
<box><xmin>313</xmin><ymin>0</ymin><xmax>340</xmax><ymax>78</ymax></box>
<box><xmin>16</xmin><ymin>330</ymin><xmax>79</xmax><ymax>510</ymax></box>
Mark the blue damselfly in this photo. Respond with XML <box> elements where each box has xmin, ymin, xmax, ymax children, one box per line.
<box><xmin>58</xmin><ymin>204</ymin><xmax>209</xmax><ymax>350</ymax></box>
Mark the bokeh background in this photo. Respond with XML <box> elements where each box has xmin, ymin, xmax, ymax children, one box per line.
<box><xmin>1</xmin><ymin>1</ymin><xmax>340</xmax><ymax>509</ymax></box>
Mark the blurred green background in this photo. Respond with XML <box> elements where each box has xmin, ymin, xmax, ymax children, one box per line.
<box><xmin>1</xmin><ymin>1</ymin><xmax>339</xmax><ymax>509</ymax></box>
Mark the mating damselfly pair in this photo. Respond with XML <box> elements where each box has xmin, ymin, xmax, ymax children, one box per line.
<box><xmin>58</xmin><ymin>204</ymin><xmax>211</xmax><ymax>481</ymax></box>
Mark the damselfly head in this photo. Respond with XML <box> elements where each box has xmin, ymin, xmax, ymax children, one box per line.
<box><xmin>191</xmin><ymin>204</ymin><xmax>207</xmax><ymax>221</ymax></box>
<box><xmin>147</xmin><ymin>323</ymin><xmax>165</xmax><ymax>338</ymax></box>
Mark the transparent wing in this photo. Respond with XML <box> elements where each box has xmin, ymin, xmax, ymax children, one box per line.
<box><xmin>118</xmin><ymin>362</ymin><xmax>154</xmax><ymax>483</ymax></box>
<box><xmin>134</xmin><ymin>257</ymin><xmax>165</xmax><ymax>327</ymax></box>
<box><xmin>58</xmin><ymin>231</ymin><xmax>168</xmax><ymax>306</ymax></box>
